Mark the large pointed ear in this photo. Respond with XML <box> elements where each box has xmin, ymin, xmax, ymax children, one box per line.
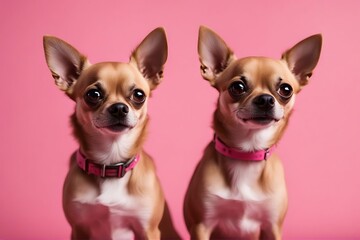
<box><xmin>198</xmin><ymin>26</ymin><xmax>236</xmax><ymax>86</ymax></box>
<box><xmin>282</xmin><ymin>34</ymin><xmax>322</xmax><ymax>87</ymax></box>
<box><xmin>130</xmin><ymin>27</ymin><xmax>168</xmax><ymax>90</ymax></box>
<box><xmin>43</xmin><ymin>36</ymin><xmax>90</xmax><ymax>96</ymax></box>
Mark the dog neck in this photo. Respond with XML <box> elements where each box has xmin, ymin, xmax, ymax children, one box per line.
<box><xmin>71</xmin><ymin>114</ymin><xmax>148</xmax><ymax>165</ymax></box>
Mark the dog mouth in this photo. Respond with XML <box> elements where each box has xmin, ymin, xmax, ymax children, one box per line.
<box><xmin>92</xmin><ymin>109</ymin><xmax>138</xmax><ymax>133</ymax></box>
<box><xmin>94</xmin><ymin>120</ymin><xmax>133</xmax><ymax>133</ymax></box>
<box><xmin>238</xmin><ymin>113</ymin><xmax>281</xmax><ymax>127</ymax></box>
<box><xmin>105</xmin><ymin>122</ymin><xmax>131</xmax><ymax>132</ymax></box>
<box><xmin>242</xmin><ymin>117</ymin><xmax>279</xmax><ymax>125</ymax></box>
<box><xmin>235</xmin><ymin>106</ymin><xmax>283</xmax><ymax>128</ymax></box>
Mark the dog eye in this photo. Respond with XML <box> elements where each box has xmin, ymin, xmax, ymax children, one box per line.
<box><xmin>228</xmin><ymin>81</ymin><xmax>248</xmax><ymax>99</ymax></box>
<box><xmin>277</xmin><ymin>83</ymin><xmax>293</xmax><ymax>99</ymax></box>
<box><xmin>130</xmin><ymin>89</ymin><xmax>146</xmax><ymax>105</ymax></box>
<box><xmin>85</xmin><ymin>89</ymin><xmax>103</xmax><ymax>106</ymax></box>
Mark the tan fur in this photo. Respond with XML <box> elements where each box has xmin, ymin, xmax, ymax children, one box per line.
<box><xmin>44</xmin><ymin>28</ymin><xmax>180</xmax><ymax>239</ymax></box>
<box><xmin>184</xmin><ymin>26</ymin><xmax>322</xmax><ymax>239</ymax></box>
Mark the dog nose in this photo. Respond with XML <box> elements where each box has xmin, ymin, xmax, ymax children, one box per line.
<box><xmin>253</xmin><ymin>94</ymin><xmax>275</xmax><ymax>110</ymax></box>
<box><xmin>108</xmin><ymin>103</ymin><xmax>129</xmax><ymax>118</ymax></box>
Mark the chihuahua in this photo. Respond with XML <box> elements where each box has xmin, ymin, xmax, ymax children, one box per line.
<box><xmin>43</xmin><ymin>28</ymin><xmax>171</xmax><ymax>239</ymax></box>
<box><xmin>184</xmin><ymin>26</ymin><xmax>322</xmax><ymax>239</ymax></box>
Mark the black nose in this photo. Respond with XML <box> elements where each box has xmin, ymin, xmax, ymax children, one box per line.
<box><xmin>253</xmin><ymin>94</ymin><xmax>275</xmax><ymax>110</ymax></box>
<box><xmin>108</xmin><ymin>103</ymin><xmax>129</xmax><ymax>118</ymax></box>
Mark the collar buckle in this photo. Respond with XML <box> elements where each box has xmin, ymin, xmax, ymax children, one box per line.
<box><xmin>100</xmin><ymin>162</ymin><xmax>126</xmax><ymax>178</ymax></box>
<box><xmin>264</xmin><ymin>149</ymin><xmax>270</xmax><ymax>160</ymax></box>
<box><xmin>100</xmin><ymin>160</ymin><xmax>133</xmax><ymax>178</ymax></box>
<box><xmin>105</xmin><ymin>161</ymin><xmax>129</xmax><ymax>178</ymax></box>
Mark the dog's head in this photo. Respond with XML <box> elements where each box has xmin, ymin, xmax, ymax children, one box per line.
<box><xmin>198</xmin><ymin>26</ymin><xmax>322</xmax><ymax>138</ymax></box>
<box><xmin>43</xmin><ymin>28</ymin><xmax>167</xmax><ymax>137</ymax></box>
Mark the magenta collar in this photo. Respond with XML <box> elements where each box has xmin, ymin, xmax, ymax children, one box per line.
<box><xmin>214</xmin><ymin>135</ymin><xmax>275</xmax><ymax>161</ymax></box>
<box><xmin>76</xmin><ymin>150</ymin><xmax>140</xmax><ymax>178</ymax></box>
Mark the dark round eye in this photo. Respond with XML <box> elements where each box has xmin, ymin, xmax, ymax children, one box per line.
<box><xmin>130</xmin><ymin>89</ymin><xmax>146</xmax><ymax>105</ymax></box>
<box><xmin>85</xmin><ymin>89</ymin><xmax>103</xmax><ymax>106</ymax></box>
<box><xmin>278</xmin><ymin>83</ymin><xmax>293</xmax><ymax>99</ymax></box>
<box><xmin>228</xmin><ymin>80</ymin><xmax>248</xmax><ymax>99</ymax></box>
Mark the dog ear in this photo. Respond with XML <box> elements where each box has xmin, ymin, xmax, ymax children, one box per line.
<box><xmin>130</xmin><ymin>27</ymin><xmax>168</xmax><ymax>90</ymax></box>
<box><xmin>43</xmin><ymin>36</ymin><xmax>90</xmax><ymax>97</ymax></box>
<box><xmin>282</xmin><ymin>34</ymin><xmax>322</xmax><ymax>87</ymax></box>
<box><xmin>198</xmin><ymin>26</ymin><xmax>236</xmax><ymax>86</ymax></box>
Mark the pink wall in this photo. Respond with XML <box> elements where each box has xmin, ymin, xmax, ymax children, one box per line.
<box><xmin>1</xmin><ymin>0</ymin><xmax>360</xmax><ymax>239</ymax></box>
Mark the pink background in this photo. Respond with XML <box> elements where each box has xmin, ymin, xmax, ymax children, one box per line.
<box><xmin>1</xmin><ymin>0</ymin><xmax>360</xmax><ymax>239</ymax></box>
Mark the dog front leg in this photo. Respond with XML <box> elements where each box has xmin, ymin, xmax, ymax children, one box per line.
<box><xmin>144</xmin><ymin>227</ymin><xmax>161</xmax><ymax>240</ymax></box>
<box><xmin>190</xmin><ymin>223</ymin><xmax>213</xmax><ymax>240</ymax></box>
<box><xmin>260</xmin><ymin>224</ymin><xmax>282</xmax><ymax>240</ymax></box>
<box><xmin>133</xmin><ymin>227</ymin><xmax>160</xmax><ymax>240</ymax></box>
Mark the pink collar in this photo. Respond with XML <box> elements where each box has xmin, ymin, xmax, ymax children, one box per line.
<box><xmin>214</xmin><ymin>135</ymin><xmax>275</xmax><ymax>161</ymax></box>
<box><xmin>76</xmin><ymin>150</ymin><xmax>140</xmax><ymax>178</ymax></box>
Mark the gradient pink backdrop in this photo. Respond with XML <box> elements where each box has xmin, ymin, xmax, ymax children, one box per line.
<box><xmin>1</xmin><ymin>0</ymin><xmax>360</xmax><ymax>239</ymax></box>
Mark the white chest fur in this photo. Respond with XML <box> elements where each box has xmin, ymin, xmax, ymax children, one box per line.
<box><xmin>204</xmin><ymin>160</ymin><xmax>276</xmax><ymax>237</ymax></box>
<box><xmin>73</xmin><ymin>175</ymin><xmax>152</xmax><ymax>239</ymax></box>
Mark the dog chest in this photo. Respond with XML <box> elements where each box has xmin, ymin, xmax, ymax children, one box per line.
<box><xmin>204</xmin><ymin>189</ymin><xmax>273</xmax><ymax>237</ymax></box>
<box><xmin>72</xmin><ymin>176</ymin><xmax>153</xmax><ymax>238</ymax></box>
<box><xmin>98</xmin><ymin>177</ymin><xmax>153</xmax><ymax>226</ymax></box>
<box><xmin>203</xmin><ymin>162</ymin><xmax>275</xmax><ymax>236</ymax></box>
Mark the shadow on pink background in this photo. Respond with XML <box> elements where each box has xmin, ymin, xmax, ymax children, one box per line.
<box><xmin>1</xmin><ymin>0</ymin><xmax>360</xmax><ymax>239</ymax></box>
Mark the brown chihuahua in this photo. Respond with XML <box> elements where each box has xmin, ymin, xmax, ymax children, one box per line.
<box><xmin>184</xmin><ymin>26</ymin><xmax>322</xmax><ymax>239</ymax></box>
<box><xmin>43</xmin><ymin>28</ymin><xmax>173</xmax><ymax>239</ymax></box>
